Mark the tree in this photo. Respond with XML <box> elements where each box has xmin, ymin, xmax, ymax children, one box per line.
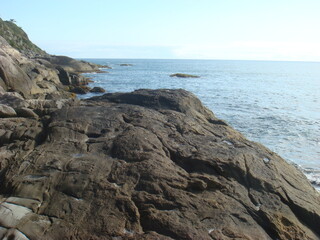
<box><xmin>9</xmin><ymin>19</ymin><xmax>16</xmax><ymax>23</ymax></box>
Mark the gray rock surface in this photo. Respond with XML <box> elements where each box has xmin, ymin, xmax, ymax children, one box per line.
<box><xmin>0</xmin><ymin>35</ymin><xmax>101</xmax><ymax>99</ymax></box>
<box><xmin>0</xmin><ymin>89</ymin><xmax>319</xmax><ymax>240</ymax></box>
<box><xmin>0</xmin><ymin>103</ymin><xmax>16</xmax><ymax>117</ymax></box>
<box><xmin>40</xmin><ymin>55</ymin><xmax>100</xmax><ymax>73</ymax></box>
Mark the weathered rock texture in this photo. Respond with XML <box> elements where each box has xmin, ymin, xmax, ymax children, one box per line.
<box><xmin>0</xmin><ymin>20</ymin><xmax>106</xmax><ymax>99</ymax></box>
<box><xmin>0</xmin><ymin>89</ymin><xmax>319</xmax><ymax>240</ymax></box>
<box><xmin>39</xmin><ymin>55</ymin><xmax>100</xmax><ymax>73</ymax></box>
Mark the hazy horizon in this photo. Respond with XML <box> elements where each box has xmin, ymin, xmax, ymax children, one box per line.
<box><xmin>2</xmin><ymin>0</ymin><xmax>320</xmax><ymax>62</ymax></box>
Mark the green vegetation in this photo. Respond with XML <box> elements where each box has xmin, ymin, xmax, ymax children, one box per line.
<box><xmin>0</xmin><ymin>17</ymin><xmax>47</xmax><ymax>56</ymax></box>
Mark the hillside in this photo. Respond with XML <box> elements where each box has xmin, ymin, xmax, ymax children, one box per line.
<box><xmin>0</xmin><ymin>18</ymin><xmax>47</xmax><ymax>57</ymax></box>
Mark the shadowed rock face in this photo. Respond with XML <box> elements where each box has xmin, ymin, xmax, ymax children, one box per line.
<box><xmin>0</xmin><ymin>89</ymin><xmax>319</xmax><ymax>240</ymax></box>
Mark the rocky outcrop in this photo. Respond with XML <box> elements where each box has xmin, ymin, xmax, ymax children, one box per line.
<box><xmin>40</xmin><ymin>55</ymin><xmax>101</xmax><ymax>73</ymax></box>
<box><xmin>90</xmin><ymin>86</ymin><xmax>105</xmax><ymax>93</ymax></box>
<box><xmin>0</xmin><ymin>35</ymin><xmax>104</xmax><ymax>98</ymax></box>
<box><xmin>69</xmin><ymin>85</ymin><xmax>91</xmax><ymax>94</ymax></box>
<box><xmin>170</xmin><ymin>73</ymin><xmax>200</xmax><ymax>78</ymax></box>
<box><xmin>0</xmin><ymin>89</ymin><xmax>319</xmax><ymax>240</ymax></box>
<box><xmin>0</xmin><ymin>20</ymin><xmax>106</xmax><ymax>98</ymax></box>
<box><xmin>0</xmin><ymin>35</ymin><xmax>72</xmax><ymax>98</ymax></box>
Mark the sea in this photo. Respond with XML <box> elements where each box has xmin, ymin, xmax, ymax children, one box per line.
<box><xmin>79</xmin><ymin>59</ymin><xmax>320</xmax><ymax>191</ymax></box>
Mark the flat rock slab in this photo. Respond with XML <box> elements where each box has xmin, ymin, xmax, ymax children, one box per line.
<box><xmin>0</xmin><ymin>89</ymin><xmax>319</xmax><ymax>240</ymax></box>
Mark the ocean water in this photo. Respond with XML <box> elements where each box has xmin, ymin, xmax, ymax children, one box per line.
<box><xmin>80</xmin><ymin>59</ymin><xmax>320</xmax><ymax>190</ymax></box>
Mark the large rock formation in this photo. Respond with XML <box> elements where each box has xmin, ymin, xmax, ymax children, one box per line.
<box><xmin>0</xmin><ymin>19</ymin><xmax>106</xmax><ymax>99</ymax></box>
<box><xmin>39</xmin><ymin>55</ymin><xmax>100</xmax><ymax>73</ymax></box>
<box><xmin>0</xmin><ymin>89</ymin><xmax>319</xmax><ymax>240</ymax></box>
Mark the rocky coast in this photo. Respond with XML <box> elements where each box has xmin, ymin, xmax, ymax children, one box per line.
<box><xmin>0</xmin><ymin>19</ymin><xmax>319</xmax><ymax>240</ymax></box>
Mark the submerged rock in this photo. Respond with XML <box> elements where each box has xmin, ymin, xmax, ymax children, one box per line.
<box><xmin>0</xmin><ymin>89</ymin><xmax>319</xmax><ymax>240</ymax></box>
<box><xmin>170</xmin><ymin>73</ymin><xmax>200</xmax><ymax>78</ymax></box>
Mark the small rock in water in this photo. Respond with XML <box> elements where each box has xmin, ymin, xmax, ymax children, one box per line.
<box><xmin>170</xmin><ymin>73</ymin><xmax>200</xmax><ymax>78</ymax></box>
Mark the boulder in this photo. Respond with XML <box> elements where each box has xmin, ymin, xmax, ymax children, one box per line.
<box><xmin>0</xmin><ymin>89</ymin><xmax>319</xmax><ymax>240</ymax></box>
<box><xmin>90</xmin><ymin>87</ymin><xmax>105</xmax><ymax>93</ymax></box>
<box><xmin>0</xmin><ymin>91</ymin><xmax>29</xmax><ymax>109</ymax></box>
<box><xmin>120</xmin><ymin>63</ymin><xmax>133</xmax><ymax>66</ymax></box>
<box><xmin>69</xmin><ymin>86</ymin><xmax>91</xmax><ymax>94</ymax></box>
<box><xmin>0</xmin><ymin>36</ymin><xmax>69</xmax><ymax>99</ymax></box>
<box><xmin>69</xmin><ymin>73</ymin><xmax>89</xmax><ymax>86</ymax></box>
<box><xmin>0</xmin><ymin>86</ymin><xmax>5</xmax><ymax>94</ymax></box>
<box><xmin>15</xmin><ymin>107</ymin><xmax>39</xmax><ymax>119</ymax></box>
<box><xmin>0</xmin><ymin>104</ymin><xmax>16</xmax><ymax>117</ymax></box>
<box><xmin>0</xmin><ymin>48</ymin><xmax>34</xmax><ymax>97</ymax></box>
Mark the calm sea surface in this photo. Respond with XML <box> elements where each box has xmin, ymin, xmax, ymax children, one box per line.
<box><xmin>80</xmin><ymin>59</ymin><xmax>320</xmax><ymax>189</ymax></box>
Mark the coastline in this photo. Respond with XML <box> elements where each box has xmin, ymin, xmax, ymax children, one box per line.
<box><xmin>0</xmin><ymin>22</ymin><xmax>320</xmax><ymax>239</ymax></box>
<box><xmin>79</xmin><ymin>58</ymin><xmax>320</xmax><ymax>192</ymax></box>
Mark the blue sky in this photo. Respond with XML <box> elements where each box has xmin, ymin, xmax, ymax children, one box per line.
<box><xmin>1</xmin><ymin>0</ymin><xmax>320</xmax><ymax>61</ymax></box>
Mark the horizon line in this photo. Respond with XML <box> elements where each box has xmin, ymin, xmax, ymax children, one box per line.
<box><xmin>73</xmin><ymin>57</ymin><xmax>320</xmax><ymax>63</ymax></box>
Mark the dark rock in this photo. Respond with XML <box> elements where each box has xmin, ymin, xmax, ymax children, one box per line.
<box><xmin>90</xmin><ymin>87</ymin><xmax>105</xmax><ymax>93</ymax></box>
<box><xmin>91</xmin><ymin>89</ymin><xmax>214</xmax><ymax>118</ymax></box>
<box><xmin>56</xmin><ymin>66</ymin><xmax>71</xmax><ymax>85</ymax></box>
<box><xmin>69</xmin><ymin>86</ymin><xmax>91</xmax><ymax>94</ymax></box>
<box><xmin>96</xmin><ymin>64</ymin><xmax>112</xmax><ymax>69</ymax></box>
<box><xmin>0</xmin><ymin>89</ymin><xmax>319</xmax><ymax>240</ymax></box>
<box><xmin>95</xmin><ymin>69</ymin><xmax>109</xmax><ymax>73</ymax></box>
<box><xmin>120</xmin><ymin>63</ymin><xmax>133</xmax><ymax>66</ymax></box>
<box><xmin>170</xmin><ymin>73</ymin><xmax>200</xmax><ymax>78</ymax></box>
<box><xmin>0</xmin><ymin>91</ymin><xmax>28</xmax><ymax>109</ymax></box>
<box><xmin>15</xmin><ymin>107</ymin><xmax>38</xmax><ymax>119</ymax></box>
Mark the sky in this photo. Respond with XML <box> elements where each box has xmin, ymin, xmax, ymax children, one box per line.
<box><xmin>1</xmin><ymin>0</ymin><xmax>320</xmax><ymax>61</ymax></box>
